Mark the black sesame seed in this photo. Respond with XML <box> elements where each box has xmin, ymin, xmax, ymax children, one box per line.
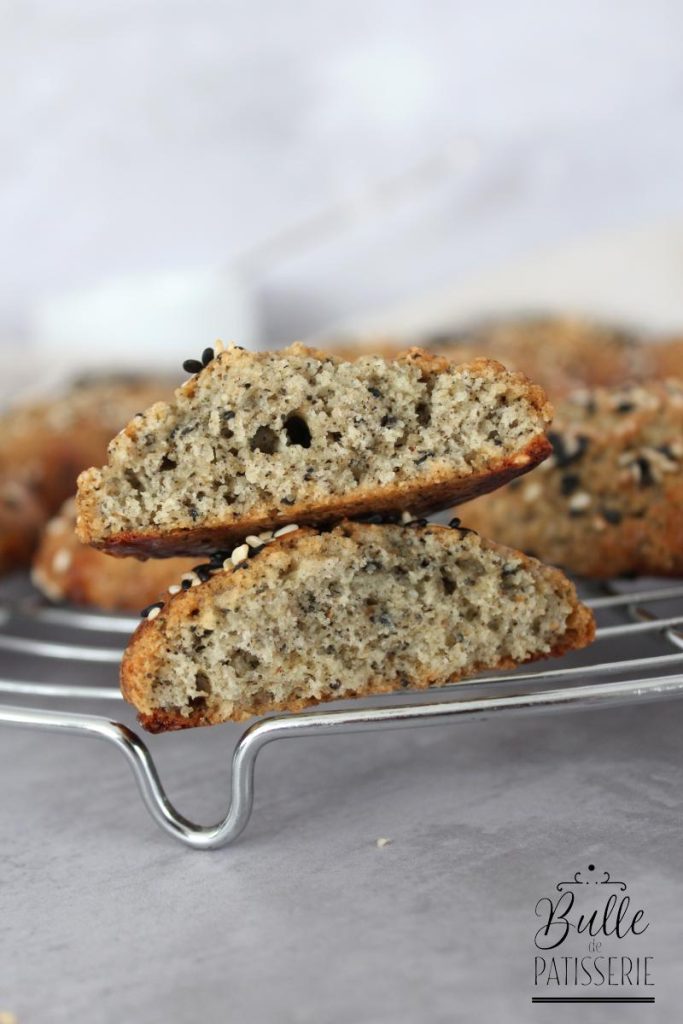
<box><xmin>635</xmin><ymin>456</ymin><xmax>655</xmax><ymax>487</ymax></box>
<box><xmin>201</xmin><ymin>347</ymin><xmax>214</xmax><ymax>366</ymax></box>
<box><xmin>192</xmin><ymin>563</ymin><xmax>215</xmax><ymax>582</ymax></box>
<box><xmin>601</xmin><ymin>508</ymin><xmax>623</xmax><ymax>525</ymax></box>
<box><xmin>380</xmin><ymin>415</ymin><xmax>397</xmax><ymax>428</ymax></box>
<box><xmin>281</xmin><ymin>497</ymin><xmax>295</xmax><ymax>506</ymax></box>
<box><xmin>183</xmin><ymin>359</ymin><xmax>204</xmax><ymax>374</ymax></box>
<box><xmin>616</xmin><ymin>400</ymin><xmax>635</xmax><ymax>413</ymax></box>
<box><xmin>181</xmin><ymin>579</ymin><xmax>193</xmax><ymax>590</ymax></box>
<box><xmin>407</xmin><ymin>518</ymin><xmax>428</xmax><ymax>528</ymax></box>
<box><xmin>657</xmin><ymin>444</ymin><xmax>677</xmax><ymax>460</ymax></box>
<box><xmin>501</xmin><ymin>564</ymin><xmax>520</xmax><ymax>577</ymax></box>
<box><xmin>368</xmin><ymin>386</ymin><xmax>382</xmax><ymax>398</ymax></box>
<box><xmin>140</xmin><ymin>601</ymin><xmax>164</xmax><ymax>618</ymax></box>
<box><xmin>548</xmin><ymin>431</ymin><xmax>590</xmax><ymax>468</ymax></box>
<box><xmin>383</xmin><ymin>512</ymin><xmax>401</xmax><ymax>524</ymax></box>
<box><xmin>448</xmin><ymin>517</ymin><xmax>462</xmax><ymax>529</ymax></box>
<box><xmin>222</xmin><ymin>410</ymin><xmax>235</xmax><ymax>421</ymax></box>
<box><xmin>560</xmin><ymin>473</ymin><xmax>580</xmax><ymax>496</ymax></box>
<box><xmin>415</xmin><ymin>451</ymin><xmax>434</xmax><ymax>465</ymax></box>
<box><xmin>188</xmin><ymin>507</ymin><xmax>200</xmax><ymax>521</ymax></box>
<box><xmin>365</xmin><ymin>514</ymin><xmax>384</xmax><ymax>524</ymax></box>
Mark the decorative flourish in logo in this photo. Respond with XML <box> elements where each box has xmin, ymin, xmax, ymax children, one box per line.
<box><xmin>556</xmin><ymin>864</ymin><xmax>627</xmax><ymax>892</ymax></box>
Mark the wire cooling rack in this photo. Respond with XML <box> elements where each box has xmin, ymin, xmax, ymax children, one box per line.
<box><xmin>1</xmin><ymin>580</ymin><xmax>682</xmax><ymax>849</ymax></box>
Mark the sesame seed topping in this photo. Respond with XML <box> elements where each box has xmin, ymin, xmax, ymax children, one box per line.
<box><xmin>52</xmin><ymin>548</ymin><xmax>72</xmax><ymax>574</ymax></box>
<box><xmin>141</xmin><ymin>601</ymin><xmax>164</xmax><ymax>619</ymax></box>
<box><xmin>400</xmin><ymin>511</ymin><xmax>414</xmax><ymax>524</ymax></box>
<box><xmin>257</xmin><ymin>530</ymin><xmax>274</xmax><ymax>542</ymax></box>
<box><xmin>245</xmin><ymin>535</ymin><xmax>264</xmax><ymax>548</ymax></box>
<box><xmin>274</xmin><ymin>524</ymin><xmax>298</xmax><ymax>538</ymax></box>
<box><xmin>560</xmin><ymin>473</ymin><xmax>580</xmax><ymax>496</ymax></box>
<box><xmin>201</xmin><ymin>347</ymin><xmax>214</xmax><ymax>366</ymax></box>
<box><xmin>231</xmin><ymin>544</ymin><xmax>250</xmax><ymax>565</ymax></box>
<box><xmin>182</xmin><ymin>358</ymin><xmax>204</xmax><ymax>375</ymax></box>
<box><xmin>569</xmin><ymin>491</ymin><xmax>592</xmax><ymax>515</ymax></box>
<box><xmin>168</xmin><ymin>584</ymin><xmax>181</xmax><ymax>595</ymax></box>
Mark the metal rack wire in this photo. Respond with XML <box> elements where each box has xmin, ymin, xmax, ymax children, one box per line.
<box><xmin>1</xmin><ymin>582</ymin><xmax>683</xmax><ymax>849</ymax></box>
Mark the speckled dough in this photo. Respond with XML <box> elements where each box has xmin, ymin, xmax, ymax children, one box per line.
<box><xmin>463</xmin><ymin>381</ymin><xmax>683</xmax><ymax>578</ymax></box>
<box><xmin>32</xmin><ymin>499</ymin><xmax>196</xmax><ymax>611</ymax></box>
<box><xmin>76</xmin><ymin>343</ymin><xmax>553</xmax><ymax>558</ymax></box>
<box><xmin>121</xmin><ymin>520</ymin><xmax>595</xmax><ymax>731</ymax></box>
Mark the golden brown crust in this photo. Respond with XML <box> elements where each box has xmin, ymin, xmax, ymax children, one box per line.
<box><xmin>32</xmin><ymin>499</ymin><xmax>196</xmax><ymax>611</ymax></box>
<box><xmin>120</xmin><ymin>521</ymin><xmax>595</xmax><ymax>731</ymax></box>
<box><xmin>464</xmin><ymin>381</ymin><xmax>683</xmax><ymax>578</ymax></box>
<box><xmin>76</xmin><ymin>345</ymin><xmax>553</xmax><ymax>557</ymax></box>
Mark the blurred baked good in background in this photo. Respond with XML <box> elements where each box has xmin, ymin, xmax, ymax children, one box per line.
<box><xmin>32</xmin><ymin>498</ymin><xmax>196</xmax><ymax>611</ymax></box>
<box><xmin>462</xmin><ymin>379</ymin><xmax>683</xmax><ymax>578</ymax></box>
<box><xmin>0</xmin><ymin>374</ymin><xmax>174</xmax><ymax>575</ymax></box>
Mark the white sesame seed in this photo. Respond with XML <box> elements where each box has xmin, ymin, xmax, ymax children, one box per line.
<box><xmin>181</xmin><ymin>572</ymin><xmax>197</xmax><ymax>583</ymax></box>
<box><xmin>569</xmin><ymin>492</ymin><xmax>592</xmax><ymax>512</ymax></box>
<box><xmin>245</xmin><ymin>535</ymin><xmax>264</xmax><ymax>548</ymax></box>
<box><xmin>257</xmin><ymin>530</ymin><xmax>274</xmax><ymax>542</ymax></box>
<box><xmin>231</xmin><ymin>544</ymin><xmax>250</xmax><ymax>565</ymax></box>
<box><xmin>523</xmin><ymin>482</ymin><xmax>542</xmax><ymax>502</ymax></box>
<box><xmin>168</xmin><ymin>584</ymin><xmax>181</xmax><ymax>595</ymax></box>
<box><xmin>46</xmin><ymin>517</ymin><xmax>68</xmax><ymax>535</ymax></box>
<box><xmin>147</xmin><ymin>606</ymin><xmax>162</xmax><ymax>621</ymax></box>
<box><xmin>274</xmin><ymin>523</ymin><xmax>298</xmax><ymax>538</ymax></box>
<box><xmin>400</xmin><ymin>511</ymin><xmax>414</xmax><ymax>524</ymax></box>
<box><xmin>52</xmin><ymin>548</ymin><xmax>72</xmax><ymax>573</ymax></box>
<box><xmin>375</xmin><ymin>837</ymin><xmax>392</xmax><ymax>848</ymax></box>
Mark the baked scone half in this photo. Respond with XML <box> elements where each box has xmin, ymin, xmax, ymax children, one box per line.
<box><xmin>463</xmin><ymin>381</ymin><xmax>683</xmax><ymax>578</ymax></box>
<box><xmin>120</xmin><ymin>520</ymin><xmax>594</xmax><ymax>731</ymax></box>
<box><xmin>425</xmin><ymin>314</ymin><xmax>644</xmax><ymax>397</ymax></box>
<box><xmin>77</xmin><ymin>343</ymin><xmax>552</xmax><ymax>557</ymax></box>
<box><xmin>32</xmin><ymin>499</ymin><xmax>196</xmax><ymax>612</ymax></box>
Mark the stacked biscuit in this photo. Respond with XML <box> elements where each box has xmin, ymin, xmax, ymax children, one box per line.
<box><xmin>73</xmin><ymin>342</ymin><xmax>594</xmax><ymax>730</ymax></box>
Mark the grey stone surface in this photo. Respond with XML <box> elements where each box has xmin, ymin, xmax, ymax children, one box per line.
<box><xmin>1</xmin><ymin>589</ymin><xmax>680</xmax><ymax>1022</ymax></box>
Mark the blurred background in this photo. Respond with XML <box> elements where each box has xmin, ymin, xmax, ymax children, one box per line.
<box><xmin>3</xmin><ymin>0</ymin><xmax>683</xmax><ymax>383</ymax></box>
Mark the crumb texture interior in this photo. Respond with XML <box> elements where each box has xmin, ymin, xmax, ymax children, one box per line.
<box><xmin>131</xmin><ymin>526</ymin><xmax>577</xmax><ymax>723</ymax></box>
<box><xmin>84</xmin><ymin>347</ymin><xmax>547</xmax><ymax>535</ymax></box>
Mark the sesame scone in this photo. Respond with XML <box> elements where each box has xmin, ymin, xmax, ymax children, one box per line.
<box><xmin>463</xmin><ymin>381</ymin><xmax>683</xmax><ymax>578</ymax></box>
<box><xmin>0</xmin><ymin>374</ymin><xmax>174</xmax><ymax>574</ymax></box>
<box><xmin>76</xmin><ymin>343</ymin><xmax>553</xmax><ymax>558</ymax></box>
<box><xmin>120</xmin><ymin>520</ymin><xmax>594</xmax><ymax>731</ymax></box>
<box><xmin>32</xmin><ymin>499</ymin><xmax>196</xmax><ymax>611</ymax></box>
<box><xmin>425</xmin><ymin>315</ymin><xmax>645</xmax><ymax>397</ymax></box>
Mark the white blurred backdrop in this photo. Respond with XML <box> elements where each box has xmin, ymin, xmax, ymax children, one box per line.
<box><xmin>2</xmin><ymin>0</ymin><xmax>683</xmax><ymax>373</ymax></box>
